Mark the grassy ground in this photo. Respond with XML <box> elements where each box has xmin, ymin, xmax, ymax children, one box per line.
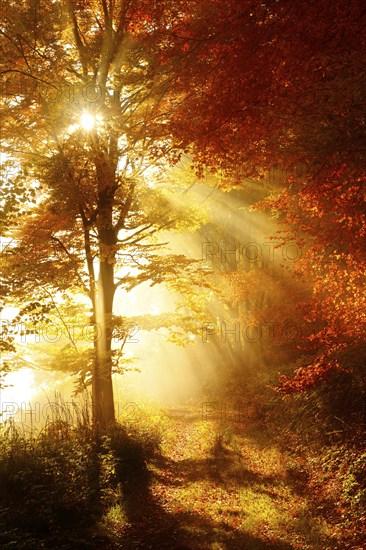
<box><xmin>0</xmin><ymin>404</ymin><xmax>364</xmax><ymax>549</ymax></box>
<box><xmin>110</xmin><ymin>405</ymin><xmax>360</xmax><ymax>549</ymax></box>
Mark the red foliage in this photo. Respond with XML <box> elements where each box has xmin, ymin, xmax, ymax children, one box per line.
<box><xmin>165</xmin><ymin>0</ymin><xmax>366</xmax><ymax>391</ymax></box>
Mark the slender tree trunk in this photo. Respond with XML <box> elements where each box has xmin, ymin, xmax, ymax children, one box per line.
<box><xmin>92</xmin><ymin>257</ymin><xmax>116</xmax><ymax>428</ymax></box>
<box><xmin>92</xmin><ymin>176</ymin><xmax>118</xmax><ymax>428</ymax></box>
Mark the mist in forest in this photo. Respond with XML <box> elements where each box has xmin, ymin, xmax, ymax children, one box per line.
<box><xmin>1</xmin><ymin>175</ymin><xmax>302</xmax><ymax>424</ymax></box>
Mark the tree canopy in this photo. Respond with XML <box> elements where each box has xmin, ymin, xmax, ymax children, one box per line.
<box><xmin>1</xmin><ymin>0</ymin><xmax>365</xmax><ymax>420</ymax></box>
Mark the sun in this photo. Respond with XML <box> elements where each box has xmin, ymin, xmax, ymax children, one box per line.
<box><xmin>80</xmin><ymin>110</ymin><xmax>95</xmax><ymax>131</ymax></box>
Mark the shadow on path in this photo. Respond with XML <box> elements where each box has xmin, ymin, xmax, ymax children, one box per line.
<box><xmin>117</xmin><ymin>468</ymin><xmax>294</xmax><ymax>549</ymax></box>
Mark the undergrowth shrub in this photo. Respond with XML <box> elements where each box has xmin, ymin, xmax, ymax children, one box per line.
<box><xmin>117</xmin><ymin>404</ymin><xmax>168</xmax><ymax>457</ymax></box>
<box><xmin>0</xmin><ymin>421</ymin><xmax>104</xmax><ymax>548</ymax></box>
<box><xmin>261</xmin><ymin>367</ymin><xmax>366</xmax><ymax>549</ymax></box>
<box><xmin>0</xmin><ymin>408</ymin><xmax>164</xmax><ymax>549</ymax></box>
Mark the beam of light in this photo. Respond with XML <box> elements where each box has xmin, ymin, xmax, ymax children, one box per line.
<box><xmin>110</xmin><ymin>175</ymin><xmax>290</xmax><ymax>406</ymax></box>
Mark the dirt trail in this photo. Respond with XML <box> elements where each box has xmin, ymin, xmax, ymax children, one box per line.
<box><xmin>115</xmin><ymin>407</ymin><xmax>331</xmax><ymax>549</ymax></box>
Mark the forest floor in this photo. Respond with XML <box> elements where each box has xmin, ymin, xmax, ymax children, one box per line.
<box><xmin>106</xmin><ymin>405</ymin><xmax>345</xmax><ymax>550</ymax></box>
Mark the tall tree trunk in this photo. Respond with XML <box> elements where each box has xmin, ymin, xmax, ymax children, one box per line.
<box><xmin>93</xmin><ymin>258</ymin><xmax>115</xmax><ymax>428</ymax></box>
<box><xmin>92</xmin><ymin>175</ymin><xmax>118</xmax><ymax>428</ymax></box>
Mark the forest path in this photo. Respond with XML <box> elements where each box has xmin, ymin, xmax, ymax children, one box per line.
<box><xmin>114</xmin><ymin>406</ymin><xmax>331</xmax><ymax>549</ymax></box>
